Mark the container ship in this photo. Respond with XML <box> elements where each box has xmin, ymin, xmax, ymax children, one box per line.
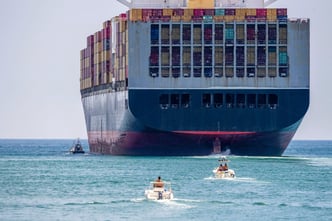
<box><xmin>79</xmin><ymin>0</ymin><xmax>310</xmax><ymax>156</ymax></box>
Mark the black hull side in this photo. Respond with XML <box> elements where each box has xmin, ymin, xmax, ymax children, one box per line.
<box><xmin>82</xmin><ymin>88</ymin><xmax>307</xmax><ymax>156</ymax></box>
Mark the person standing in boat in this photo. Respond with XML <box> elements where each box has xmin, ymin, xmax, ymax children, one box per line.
<box><xmin>154</xmin><ymin>176</ymin><xmax>164</xmax><ymax>188</ymax></box>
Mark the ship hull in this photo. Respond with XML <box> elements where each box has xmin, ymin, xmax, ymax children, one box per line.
<box><xmin>82</xmin><ymin>88</ymin><xmax>308</xmax><ymax>156</ymax></box>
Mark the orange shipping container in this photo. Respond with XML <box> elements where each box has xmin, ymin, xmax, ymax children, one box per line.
<box><xmin>163</xmin><ymin>9</ymin><xmax>173</xmax><ymax>16</ymax></box>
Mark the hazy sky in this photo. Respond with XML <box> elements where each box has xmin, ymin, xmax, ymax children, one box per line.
<box><xmin>0</xmin><ymin>0</ymin><xmax>331</xmax><ymax>140</ymax></box>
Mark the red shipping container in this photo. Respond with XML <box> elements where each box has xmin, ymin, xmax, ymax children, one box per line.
<box><xmin>87</xmin><ymin>35</ymin><xmax>94</xmax><ymax>46</ymax></box>
<box><xmin>194</xmin><ymin>9</ymin><xmax>204</xmax><ymax>16</ymax></box>
<box><xmin>142</xmin><ymin>9</ymin><xmax>153</xmax><ymax>17</ymax></box>
<box><xmin>119</xmin><ymin>13</ymin><xmax>127</xmax><ymax>20</ymax></box>
<box><xmin>161</xmin><ymin>16</ymin><xmax>171</xmax><ymax>22</ymax></box>
<box><xmin>173</xmin><ymin>9</ymin><xmax>184</xmax><ymax>16</ymax></box>
<box><xmin>152</xmin><ymin>9</ymin><xmax>163</xmax><ymax>16</ymax></box>
<box><xmin>256</xmin><ymin>9</ymin><xmax>267</xmax><ymax>17</ymax></box>
<box><xmin>277</xmin><ymin>8</ymin><xmax>287</xmax><ymax>16</ymax></box>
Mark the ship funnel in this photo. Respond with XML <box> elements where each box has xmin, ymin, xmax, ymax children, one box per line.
<box><xmin>115</xmin><ymin>0</ymin><xmax>278</xmax><ymax>8</ymax></box>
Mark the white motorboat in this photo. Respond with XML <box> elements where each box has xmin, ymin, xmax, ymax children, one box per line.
<box><xmin>213</xmin><ymin>157</ymin><xmax>236</xmax><ymax>179</ymax></box>
<box><xmin>144</xmin><ymin>181</ymin><xmax>173</xmax><ymax>200</ymax></box>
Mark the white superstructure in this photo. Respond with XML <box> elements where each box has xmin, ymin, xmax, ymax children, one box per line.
<box><xmin>116</xmin><ymin>0</ymin><xmax>278</xmax><ymax>8</ymax></box>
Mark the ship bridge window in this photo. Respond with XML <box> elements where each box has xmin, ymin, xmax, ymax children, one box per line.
<box><xmin>159</xmin><ymin>94</ymin><xmax>169</xmax><ymax>109</ymax></box>
<box><xmin>214</xmin><ymin>93</ymin><xmax>223</xmax><ymax>108</ymax></box>
<box><xmin>181</xmin><ymin>94</ymin><xmax>190</xmax><ymax>108</ymax></box>
<box><xmin>258</xmin><ymin>94</ymin><xmax>267</xmax><ymax>108</ymax></box>
<box><xmin>151</xmin><ymin>24</ymin><xmax>159</xmax><ymax>44</ymax></box>
<box><xmin>171</xmin><ymin>94</ymin><xmax>180</xmax><ymax>108</ymax></box>
<box><xmin>236</xmin><ymin>94</ymin><xmax>245</xmax><ymax>108</ymax></box>
<box><xmin>247</xmin><ymin>94</ymin><xmax>256</xmax><ymax>108</ymax></box>
<box><xmin>202</xmin><ymin>93</ymin><xmax>211</xmax><ymax>108</ymax></box>
<box><xmin>226</xmin><ymin>94</ymin><xmax>235</xmax><ymax>108</ymax></box>
<box><xmin>268</xmin><ymin>94</ymin><xmax>278</xmax><ymax>109</ymax></box>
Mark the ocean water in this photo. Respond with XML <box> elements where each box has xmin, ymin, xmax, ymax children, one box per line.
<box><xmin>0</xmin><ymin>140</ymin><xmax>331</xmax><ymax>221</ymax></box>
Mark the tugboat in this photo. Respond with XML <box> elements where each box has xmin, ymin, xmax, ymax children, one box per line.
<box><xmin>69</xmin><ymin>139</ymin><xmax>85</xmax><ymax>154</ymax></box>
<box><xmin>145</xmin><ymin>177</ymin><xmax>174</xmax><ymax>200</ymax></box>
<box><xmin>213</xmin><ymin>157</ymin><xmax>235</xmax><ymax>179</ymax></box>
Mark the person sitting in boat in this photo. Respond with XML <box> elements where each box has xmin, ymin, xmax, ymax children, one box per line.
<box><xmin>218</xmin><ymin>164</ymin><xmax>224</xmax><ymax>171</ymax></box>
<box><xmin>223</xmin><ymin>163</ymin><xmax>228</xmax><ymax>171</ymax></box>
<box><xmin>153</xmin><ymin>176</ymin><xmax>164</xmax><ymax>188</ymax></box>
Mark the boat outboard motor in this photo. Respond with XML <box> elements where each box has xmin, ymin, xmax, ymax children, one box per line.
<box><xmin>158</xmin><ymin>191</ymin><xmax>163</xmax><ymax>200</ymax></box>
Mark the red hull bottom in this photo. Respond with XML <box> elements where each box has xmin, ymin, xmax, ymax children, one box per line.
<box><xmin>87</xmin><ymin>130</ymin><xmax>295</xmax><ymax>156</ymax></box>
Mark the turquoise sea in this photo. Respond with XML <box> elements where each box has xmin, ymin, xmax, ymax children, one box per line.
<box><xmin>0</xmin><ymin>139</ymin><xmax>331</xmax><ymax>221</ymax></box>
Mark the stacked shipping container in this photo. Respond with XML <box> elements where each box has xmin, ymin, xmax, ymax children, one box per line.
<box><xmin>144</xmin><ymin>8</ymin><xmax>288</xmax><ymax>80</ymax></box>
<box><xmin>81</xmin><ymin>8</ymin><xmax>289</xmax><ymax>91</ymax></box>
<box><xmin>80</xmin><ymin>14</ymin><xmax>128</xmax><ymax>91</ymax></box>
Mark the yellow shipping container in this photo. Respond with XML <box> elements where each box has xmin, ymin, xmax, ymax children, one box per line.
<box><xmin>267</xmin><ymin>14</ymin><xmax>277</xmax><ymax>21</ymax></box>
<box><xmin>183</xmin><ymin>9</ymin><xmax>193</xmax><ymax>16</ymax></box>
<box><xmin>267</xmin><ymin>9</ymin><xmax>277</xmax><ymax>16</ymax></box>
<box><xmin>224</xmin><ymin>15</ymin><xmax>235</xmax><ymax>22</ymax></box>
<box><xmin>188</xmin><ymin>0</ymin><xmax>214</xmax><ymax>8</ymax></box>
<box><xmin>163</xmin><ymin>9</ymin><xmax>173</xmax><ymax>16</ymax></box>
<box><xmin>246</xmin><ymin>9</ymin><xmax>256</xmax><ymax>16</ymax></box>
<box><xmin>182</xmin><ymin>15</ymin><xmax>192</xmax><ymax>22</ymax></box>
<box><xmin>129</xmin><ymin>9</ymin><xmax>142</xmax><ymax>21</ymax></box>
<box><xmin>85</xmin><ymin>57</ymin><xmax>90</xmax><ymax>68</ymax></box>
<box><xmin>236</xmin><ymin>9</ymin><xmax>246</xmax><ymax>16</ymax></box>
<box><xmin>120</xmin><ymin>21</ymin><xmax>126</xmax><ymax>33</ymax></box>
<box><xmin>213</xmin><ymin>15</ymin><xmax>224</xmax><ymax>22</ymax></box>
<box><xmin>235</xmin><ymin>15</ymin><xmax>245</xmax><ymax>21</ymax></box>
<box><xmin>171</xmin><ymin>16</ymin><xmax>181</xmax><ymax>22</ymax></box>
